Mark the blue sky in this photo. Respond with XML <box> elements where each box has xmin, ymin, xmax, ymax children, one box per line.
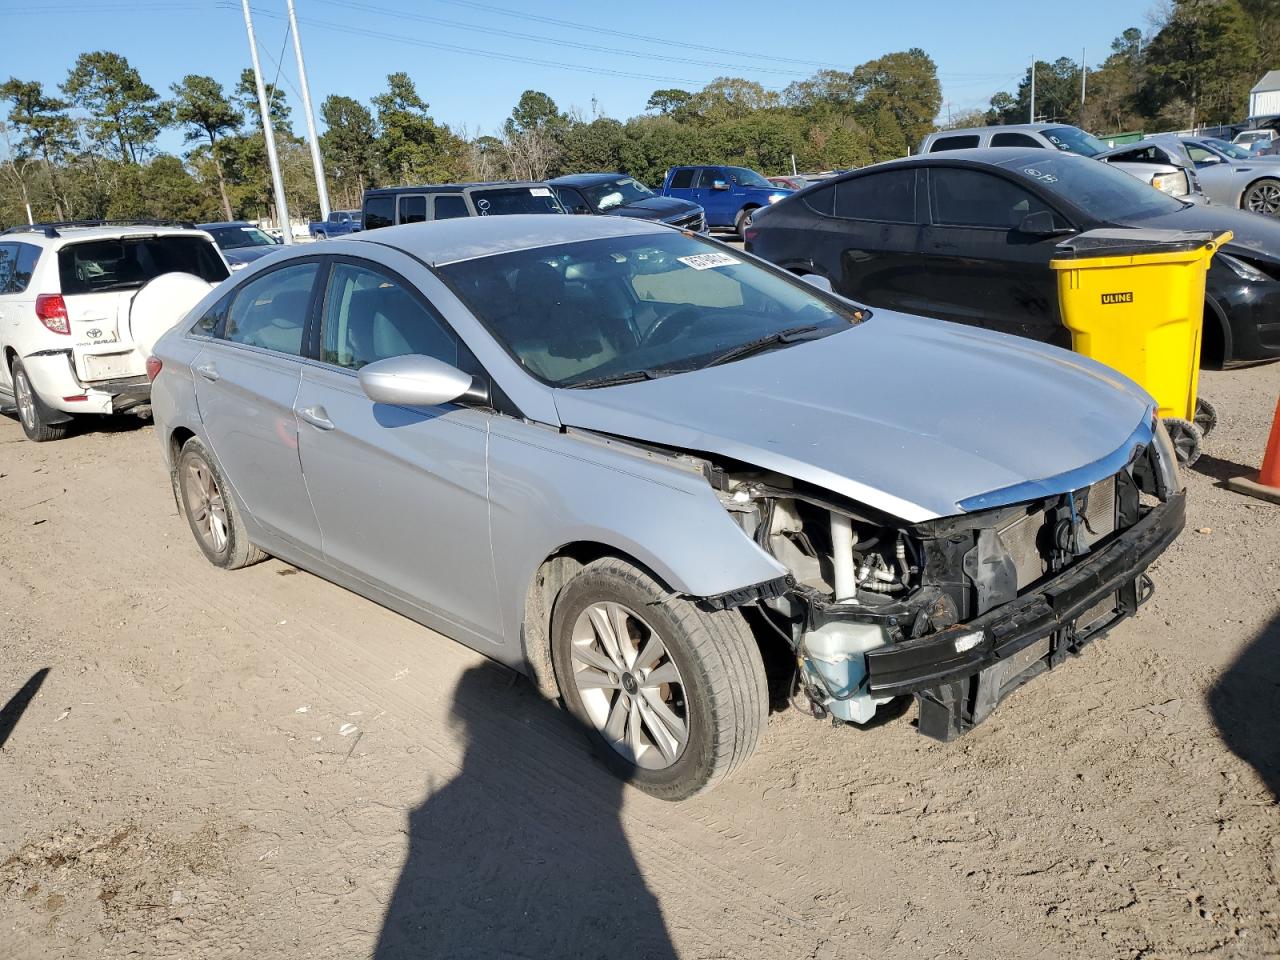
<box><xmin>4</xmin><ymin>0</ymin><xmax>1155</xmax><ymax>155</ymax></box>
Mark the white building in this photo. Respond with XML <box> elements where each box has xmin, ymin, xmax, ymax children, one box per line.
<box><xmin>1249</xmin><ymin>70</ymin><xmax>1280</xmax><ymax>121</ymax></box>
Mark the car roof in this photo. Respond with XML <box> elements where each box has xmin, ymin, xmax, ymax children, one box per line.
<box><xmin>198</xmin><ymin>221</ymin><xmax>254</xmax><ymax>229</ymax></box>
<box><xmin>926</xmin><ymin>123</ymin><xmax>1070</xmax><ymax>138</ymax></box>
<box><xmin>2</xmin><ymin>223</ymin><xmax>213</xmax><ymax>244</ymax></box>
<box><xmin>364</xmin><ymin>181</ymin><xmax>552</xmax><ymax>196</ymax></box>
<box><xmin>347</xmin><ymin>213</ymin><xmax>670</xmax><ymax>266</ymax></box>
<box><xmin>548</xmin><ymin>173</ymin><xmax>630</xmax><ymax>187</ymax></box>
<box><xmin>849</xmin><ymin>147</ymin><xmax>1053</xmax><ymax>171</ymax></box>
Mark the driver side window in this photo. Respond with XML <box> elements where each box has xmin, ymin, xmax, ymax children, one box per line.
<box><xmin>320</xmin><ymin>262</ymin><xmax>457</xmax><ymax>370</ymax></box>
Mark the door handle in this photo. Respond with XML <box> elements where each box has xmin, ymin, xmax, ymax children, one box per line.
<box><xmin>297</xmin><ymin>405</ymin><xmax>335</xmax><ymax>431</ymax></box>
<box><xmin>195</xmin><ymin>362</ymin><xmax>219</xmax><ymax>382</ymax></box>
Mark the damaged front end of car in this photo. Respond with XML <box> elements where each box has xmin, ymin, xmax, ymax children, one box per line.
<box><xmin>702</xmin><ymin>413</ymin><xmax>1186</xmax><ymax>741</ymax></box>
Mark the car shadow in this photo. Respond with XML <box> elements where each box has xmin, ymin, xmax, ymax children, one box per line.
<box><xmin>0</xmin><ymin>410</ymin><xmax>150</xmax><ymax>440</ymax></box>
<box><xmin>373</xmin><ymin>662</ymin><xmax>676</xmax><ymax>960</ymax></box>
<box><xmin>0</xmin><ymin>667</ymin><xmax>50</xmax><ymax>750</ymax></box>
<box><xmin>1190</xmin><ymin>453</ymin><xmax>1258</xmax><ymax>485</ymax></box>
<box><xmin>1208</xmin><ymin>613</ymin><xmax>1280</xmax><ymax>799</ymax></box>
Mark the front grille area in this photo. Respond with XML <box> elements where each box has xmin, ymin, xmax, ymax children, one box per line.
<box><xmin>995</xmin><ymin>474</ymin><xmax>1119</xmax><ymax>592</ymax></box>
<box><xmin>670</xmin><ymin>212</ymin><xmax>705</xmax><ymax>232</ymax></box>
<box><xmin>998</xmin><ymin>510</ymin><xmax>1049</xmax><ymax>590</ymax></box>
<box><xmin>1080</xmin><ymin>475</ymin><xmax>1118</xmax><ymax>548</ymax></box>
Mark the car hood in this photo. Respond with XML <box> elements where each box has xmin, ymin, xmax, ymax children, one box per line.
<box><xmin>1117</xmin><ymin>203</ymin><xmax>1280</xmax><ymax>263</ymax></box>
<box><xmin>551</xmin><ymin>311</ymin><xmax>1153</xmax><ymax>523</ymax></box>
<box><xmin>222</xmin><ymin>246</ymin><xmax>277</xmax><ymax>265</ymax></box>
<box><xmin>608</xmin><ymin>196</ymin><xmax>702</xmax><ymax>220</ymax></box>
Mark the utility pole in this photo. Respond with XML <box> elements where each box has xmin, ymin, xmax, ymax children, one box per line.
<box><xmin>1080</xmin><ymin>47</ymin><xmax>1087</xmax><ymax>121</ymax></box>
<box><xmin>241</xmin><ymin>0</ymin><xmax>293</xmax><ymax>244</ymax></box>
<box><xmin>1029</xmin><ymin>55</ymin><xmax>1036</xmax><ymax>124</ymax></box>
<box><xmin>287</xmin><ymin>0</ymin><xmax>330</xmax><ymax>220</ymax></box>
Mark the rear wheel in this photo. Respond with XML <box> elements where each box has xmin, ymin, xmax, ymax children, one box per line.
<box><xmin>11</xmin><ymin>360</ymin><xmax>68</xmax><ymax>442</ymax></box>
<box><xmin>1194</xmin><ymin>397</ymin><xmax>1218</xmax><ymax>437</ymax></box>
<box><xmin>734</xmin><ymin>207</ymin><xmax>757</xmax><ymax>238</ymax></box>
<box><xmin>312</xmin><ymin>230</ymin><xmax>327</xmax><ymax>240</ymax></box>
<box><xmin>176</xmin><ymin>436</ymin><xmax>267</xmax><ymax>569</ymax></box>
<box><xmin>550</xmin><ymin>557</ymin><xmax>768</xmax><ymax>800</ymax></box>
<box><xmin>1242</xmin><ymin>179</ymin><xmax>1280</xmax><ymax>216</ymax></box>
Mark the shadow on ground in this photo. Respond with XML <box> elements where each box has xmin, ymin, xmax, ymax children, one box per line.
<box><xmin>1208</xmin><ymin>612</ymin><xmax>1280</xmax><ymax>799</ymax></box>
<box><xmin>374</xmin><ymin>662</ymin><xmax>676</xmax><ymax>960</ymax></box>
<box><xmin>0</xmin><ymin>668</ymin><xmax>50</xmax><ymax>750</ymax></box>
<box><xmin>1</xmin><ymin>410</ymin><xmax>150</xmax><ymax>441</ymax></box>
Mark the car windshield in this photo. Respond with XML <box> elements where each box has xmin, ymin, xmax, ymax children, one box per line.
<box><xmin>1204</xmin><ymin>138</ymin><xmax>1252</xmax><ymax>160</ymax></box>
<box><xmin>1041</xmin><ymin>126</ymin><xmax>1109</xmax><ymax>157</ymax></box>
<box><xmin>471</xmin><ymin>187</ymin><xmax>566</xmax><ymax>216</ymax></box>
<box><xmin>209</xmin><ymin>226</ymin><xmax>276</xmax><ymax>249</ymax></box>
<box><xmin>994</xmin><ymin>152</ymin><xmax>1185</xmax><ymax>221</ymax></box>
<box><xmin>1236</xmin><ymin>132</ymin><xmax>1267</xmax><ymax>144</ymax></box>
<box><xmin>582</xmin><ymin>177</ymin><xmax>654</xmax><ymax>211</ymax></box>
<box><xmin>58</xmin><ymin>235</ymin><xmax>229</xmax><ymax>294</ymax></box>
<box><xmin>439</xmin><ymin>232</ymin><xmax>860</xmax><ymax>388</ymax></box>
<box><xmin>727</xmin><ymin>167</ymin><xmax>774</xmax><ymax>188</ymax></box>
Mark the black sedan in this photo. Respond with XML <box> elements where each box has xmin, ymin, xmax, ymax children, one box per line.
<box><xmin>549</xmin><ymin>173</ymin><xmax>707</xmax><ymax>233</ymax></box>
<box><xmin>745</xmin><ymin>149</ymin><xmax>1280</xmax><ymax>366</ymax></box>
<box><xmin>198</xmin><ymin>221</ymin><xmax>283</xmax><ymax>271</ymax></box>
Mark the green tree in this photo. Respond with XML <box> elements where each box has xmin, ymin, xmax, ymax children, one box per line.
<box><xmin>558</xmin><ymin>117</ymin><xmax>627</xmax><ymax>176</ymax></box>
<box><xmin>319</xmin><ymin>94</ymin><xmax>378</xmax><ymax>208</ymax></box>
<box><xmin>1144</xmin><ymin>0</ymin><xmax>1259</xmax><ymax>127</ymax></box>
<box><xmin>0</xmin><ymin>78</ymin><xmax>77</xmax><ymax>217</ymax></box>
<box><xmin>233</xmin><ymin>67</ymin><xmax>292</xmax><ymax>134</ymax></box>
<box><xmin>371</xmin><ymin>72</ymin><xmax>466</xmax><ymax>184</ymax></box>
<box><xmin>645</xmin><ymin>89</ymin><xmax>693</xmax><ymax>116</ymax></box>
<box><xmin>849</xmin><ymin>49</ymin><xmax>942</xmax><ymax>152</ymax></box>
<box><xmin>988</xmin><ymin>57</ymin><xmax>1084</xmax><ymax>126</ymax></box>
<box><xmin>170</xmin><ymin>74</ymin><xmax>240</xmax><ymax>220</ymax></box>
<box><xmin>686</xmin><ymin>77</ymin><xmax>780</xmax><ymax>125</ymax></box>
<box><xmin>61</xmin><ymin>51</ymin><xmax>166</xmax><ymax>163</ymax></box>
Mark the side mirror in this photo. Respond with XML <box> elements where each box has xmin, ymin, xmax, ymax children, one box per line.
<box><xmin>800</xmin><ymin>274</ymin><xmax>833</xmax><ymax>293</ymax></box>
<box><xmin>711</xmin><ymin>179</ymin><xmax>729</xmax><ymax>191</ymax></box>
<box><xmin>358</xmin><ymin>354</ymin><xmax>475</xmax><ymax>408</ymax></box>
<box><xmin>1018</xmin><ymin>210</ymin><xmax>1065</xmax><ymax>236</ymax></box>
<box><xmin>573</xmin><ymin>205</ymin><xmax>592</xmax><ymax>215</ymax></box>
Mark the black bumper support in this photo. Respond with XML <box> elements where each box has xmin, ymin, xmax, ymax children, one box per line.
<box><xmin>864</xmin><ymin>492</ymin><xmax>1185</xmax><ymax>738</ymax></box>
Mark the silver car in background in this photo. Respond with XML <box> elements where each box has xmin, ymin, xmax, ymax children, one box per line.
<box><xmin>149</xmin><ymin>216</ymin><xmax>1185</xmax><ymax>800</ymax></box>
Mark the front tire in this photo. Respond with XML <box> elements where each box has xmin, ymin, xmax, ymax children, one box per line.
<box><xmin>11</xmin><ymin>360</ymin><xmax>68</xmax><ymax>442</ymax></box>
<box><xmin>550</xmin><ymin>557</ymin><xmax>768</xmax><ymax>800</ymax></box>
<box><xmin>1242</xmin><ymin>179</ymin><xmax>1280</xmax><ymax>216</ymax></box>
<box><xmin>176</xmin><ymin>436</ymin><xmax>267</xmax><ymax>569</ymax></box>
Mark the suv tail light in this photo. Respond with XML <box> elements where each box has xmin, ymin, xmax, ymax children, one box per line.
<box><xmin>145</xmin><ymin>356</ymin><xmax>163</xmax><ymax>382</ymax></box>
<box><xmin>743</xmin><ymin>227</ymin><xmax>759</xmax><ymax>243</ymax></box>
<box><xmin>35</xmin><ymin>294</ymin><xmax>70</xmax><ymax>335</ymax></box>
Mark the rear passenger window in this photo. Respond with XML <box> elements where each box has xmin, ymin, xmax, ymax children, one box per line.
<box><xmin>0</xmin><ymin>244</ymin><xmax>17</xmax><ymax>294</ymax></box>
<box><xmin>991</xmin><ymin>133</ymin><xmax>1044</xmax><ymax>148</ymax></box>
<box><xmin>668</xmin><ymin>169</ymin><xmax>695</xmax><ymax>189</ymax></box>
<box><xmin>834</xmin><ymin>171</ymin><xmax>916</xmax><ymax>223</ymax></box>
<box><xmin>321</xmin><ymin>262</ymin><xmax>456</xmax><ymax>371</ymax></box>
<box><xmin>931</xmin><ymin>169</ymin><xmax>1056</xmax><ymax>229</ymax></box>
<box><xmin>929</xmin><ymin>135</ymin><xmax>981</xmax><ymax>152</ymax></box>
<box><xmin>802</xmin><ymin>184</ymin><xmax>835</xmax><ymax>216</ymax></box>
<box><xmin>15</xmin><ymin>243</ymin><xmax>41</xmax><ymax>292</ymax></box>
<box><xmin>363</xmin><ymin>196</ymin><xmax>394</xmax><ymax>230</ymax></box>
<box><xmin>223</xmin><ymin>262</ymin><xmax>318</xmax><ymax>355</ymax></box>
<box><xmin>398</xmin><ymin>195</ymin><xmax>427</xmax><ymax>225</ymax></box>
<box><xmin>432</xmin><ymin>195</ymin><xmax>469</xmax><ymax>220</ymax></box>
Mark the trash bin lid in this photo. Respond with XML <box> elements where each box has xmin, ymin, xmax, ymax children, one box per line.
<box><xmin>1053</xmin><ymin>228</ymin><xmax>1218</xmax><ymax>259</ymax></box>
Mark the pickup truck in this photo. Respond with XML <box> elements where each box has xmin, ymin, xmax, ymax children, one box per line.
<box><xmin>659</xmin><ymin>165</ymin><xmax>792</xmax><ymax>236</ymax></box>
<box><xmin>308</xmin><ymin>210</ymin><xmax>363</xmax><ymax>239</ymax></box>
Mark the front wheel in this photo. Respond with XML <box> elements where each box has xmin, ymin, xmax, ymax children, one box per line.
<box><xmin>1242</xmin><ymin>179</ymin><xmax>1280</xmax><ymax>216</ymax></box>
<box><xmin>11</xmin><ymin>360</ymin><xmax>68</xmax><ymax>442</ymax></box>
<box><xmin>550</xmin><ymin>557</ymin><xmax>768</xmax><ymax>800</ymax></box>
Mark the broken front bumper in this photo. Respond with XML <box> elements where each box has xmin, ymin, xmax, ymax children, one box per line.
<box><xmin>864</xmin><ymin>491</ymin><xmax>1186</xmax><ymax>741</ymax></box>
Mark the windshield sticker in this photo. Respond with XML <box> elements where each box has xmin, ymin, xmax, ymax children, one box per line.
<box><xmin>677</xmin><ymin>252</ymin><xmax>740</xmax><ymax>270</ymax></box>
<box><xmin>529</xmin><ymin>187</ymin><xmax>552</xmax><ymax>196</ymax></box>
<box><xmin>1023</xmin><ymin>167</ymin><xmax>1058</xmax><ymax>183</ymax></box>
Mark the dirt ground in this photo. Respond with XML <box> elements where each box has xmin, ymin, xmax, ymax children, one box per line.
<box><xmin>1</xmin><ymin>363</ymin><xmax>1278</xmax><ymax>960</ymax></box>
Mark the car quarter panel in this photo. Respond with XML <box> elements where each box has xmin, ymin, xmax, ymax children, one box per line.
<box><xmin>485</xmin><ymin>417</ymin><xmax>789</xmax><ymax>652</ymax></box>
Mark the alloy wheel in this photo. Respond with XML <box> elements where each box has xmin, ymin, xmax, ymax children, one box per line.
<box><xmin>183</xmin><ymin>457</ymin><xmax>229</xmax><ymax>554</ymax></box>
<box><xmin>1244</xmin><ymin>181</ymin><xmax>1280</xmax><ymax>216</ymax></box>
<box><xmin>14</xmin><ymin>368</ymin><xmax>35</xmax><ymax>431</ymax></box>
<box><xmin>569</xmin><ymin>601</ymin><xmax>689</xmax><ymax>770</ymax></box>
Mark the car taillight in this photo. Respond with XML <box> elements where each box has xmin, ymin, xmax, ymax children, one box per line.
<box><xmin>145</xmin><ymin>356</ymin><xmax>163</xmax><ymax>382</ymax></box>
<box><xmin>35</xmin><ymin>294</ymin><xmax>70</xmax><ymax>335</ymax></box>
<box><xmin>743</xmin><ymin>227</ymin><xmax>759</xmax><ymax>243</ymax></box>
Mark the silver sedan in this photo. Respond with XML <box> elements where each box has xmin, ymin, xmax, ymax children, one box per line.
<box><xmin>1182</xmin><ymin>136</ymin><xmax>1280</xmax><ymax>215</ymax></box>
<box><xmin>149</xmin><ymin>215</ymin><xmax>1185</xmax><ymax>799</ymax></box>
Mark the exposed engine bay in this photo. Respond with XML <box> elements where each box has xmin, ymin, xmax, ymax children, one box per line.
<box><xmin>698</xmin><ymin>418</ymin><xmax>1184</xmax><ymax>740</ymax></box>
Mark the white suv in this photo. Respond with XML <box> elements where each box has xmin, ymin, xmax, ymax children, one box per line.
<box><xmin>0</xmin><ymin>221</ymin><xmax>229</xmax><ymax>441</ymax></box>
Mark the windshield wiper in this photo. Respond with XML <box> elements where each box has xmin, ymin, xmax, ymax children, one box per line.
<box><xmin>701</xmin><ymin>324</ymin><xmax>833</xmax><ymax>368</ymax></box>
<box><xmin>566</xmin><ymin>368</ymin><xmax>670</xmax><ymax>389</ymax></box>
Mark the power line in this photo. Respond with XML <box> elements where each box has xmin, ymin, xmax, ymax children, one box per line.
<box><xmin>312</xmin><ymin>0</ymin><xmax>820</xmax><ymax>77</ymax></box>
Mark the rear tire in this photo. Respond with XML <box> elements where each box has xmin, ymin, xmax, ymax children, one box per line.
<box><xmin>1164</xmin><ymin>417</ymin><xmax>1204</xmax><ymax>466</ymax></box>
<box><xmin>176</xmin><ymin>436</ymin><xmax>267</xmax><ymax>569</ymax></box>
<box><xmin>550</xmin><ymin>557</ymin><xmax>768</xmax><ymax>801</ymax></box>
<box><xmin>313</xmin><ymin>230</ymin><xmax>326</xmax><ymax>240</ymax></box>
<box><xmin>1242</xmin><ymin>178</ymin><xmax>1280</xmax><ymax>216</ymax></box>
<box><xmin>11</xmin><ymin>360</ymin><xmax>68</xmax><ymax>442</ymax></box>
<box><xmin>734</xmin><ymin>207</ymin><xmax>756</xmax><ymax>238</ymax></box>
<box><xmin>1194</xmin><ymin>397</ymin><xmax>1218</xmax><ymax>437</ymax></box>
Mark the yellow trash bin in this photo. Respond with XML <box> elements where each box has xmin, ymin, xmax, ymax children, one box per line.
<box><xmin>1049</xmin><ymin>228</ymin><xmax>1232</xmax><ymax>464</ymax></box>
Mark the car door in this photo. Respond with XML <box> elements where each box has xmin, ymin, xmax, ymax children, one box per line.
<box><xmin>191</xmin><ymin>259</ymin><xmax>325</xmax><ymax>555</ymax></box>
<box><xmin>665</xmin><ymin>167</ymin><xmax>697</xmax><ymax>205</ymax></box>
<box><xmin>293</xmin><ymin>255</ymin><xmax>501</xmax><ymax>645</ymax></box>
<box><xmin>0</xmin><ymin>242</ymin><xmax>19</xmax><ymax>395</ymax></box>
<box><xmin>1184</xmin><ymin>142</ymin><xmax>1241</xmax><ymax>206</ymax></box>
<box><xmin>796</xmin><ymin>169</ymin><xmax>931</xmax><ymax>315</ymax></box>
<box><xmin>553</xmin><ymin>186</ymin><xmax>592</xmax><ymax>215</ymax></box>
<box><xmin>920</xmin><ymin>165</ymin><xmax>1072</xmax><ymax>347</ymax></box>
<box><xmin>696</xmin><ymin>167</ymin><xmax>734</xmax><ymax>227</ymax></box>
